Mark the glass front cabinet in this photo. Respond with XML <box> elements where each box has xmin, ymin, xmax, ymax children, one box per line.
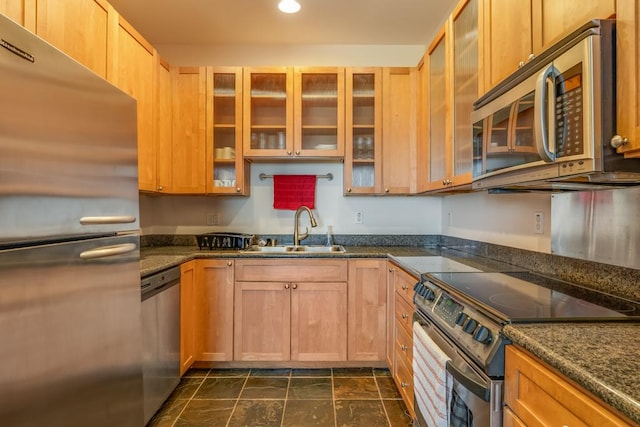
<box><xmin>344</xmin><ymin>68</ymin><xmax>382</xmax><ymax>194</ymax></box>
<box><xmin>206</xmin><ymin>67</ymin><xmax>248</xmax><ymax>195</ymax></box>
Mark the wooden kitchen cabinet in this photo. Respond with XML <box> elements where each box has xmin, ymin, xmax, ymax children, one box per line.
<box><xmin>385</xmin><ymin>264</ymin><xmax>397</xmax><ymax>370</ymax></box>
<box><xmin>347</xmin><ymin>259</ymin><xmax>387</xmax><ymax>361</ymax></box>
<box><xmin>531</xmin><ymin>0</ymin><xmax>615</xmax><ymax>54</ymax></box>
<box><xmin>480</xmin><ymin>0</ymin><xmax>532</xmax><ymax>92</ymax></box>
<box><xmin>0</xmin><ymin>0</ymin><xmax>35</xmax><ymax>29</ymax></box>
<box><xmin>242</xmin><ymin>67</ymin><xmax>294</xmax><ymax>158</ymax></box>
<box><xmin>504</xmin><ymin>345</ymin><xmax>633</xmax><ymax>426</ymax></box>
<box><xmin>234</xmin><ymin>259</ymin><xmax>348</xmax><ymax>362</ymax></box>
<box><xmin>389</xmin><ymin>262</ymin><xmax>417</xmax><ymax>417</ymax></box>
<box><xmin>171</xmin><ymin>67</ymin><xmax>207</xmax><ymax>193</ymax></box>
<box><xmin>180</xmin><ymin>260</ymin><xmax>197</xmax><ymax>376</ymax></box>
<box><xmin>294</xmin><ymin>67</ymin><xmax>345</xmax><ymax>158</ymax></box>
<box><xmin>381</xmin><ymin>67</ymin><xmax>417</xmax><ymax>195</ymax></box>
<box><xmin>206</xmin><ymin>66</ymin><xmax>249</xmax><ymax>195</ymax></box>
<box><xmin>108</xmin><ymin>14</ymin><xmax>156</xmax><ymax>192</ymax></box>
<box><xmin>195</xmin><ymin>259</ymin><xmax>234</xmax><ymax>362</ymax></box>
<box><xmin>615</xmin><ymin>0</ymin><xmax>640</xmax><ymax>157</ymax></box>
<box><xmin>33</xmin><ymin>0</ymin><xmax>111</xmax><ymax>79</ymax></box>
<box><xmin>422</xmin><ymin>0</ymin><xmax>477</xmax><ymax>193</ymax></box>
<box><xmin>344</xmin><ymin>67</ymin><xmax>383</xmax><ymax>194</ymax></box>
<box><xmin>154</xmin><ymin>56</ymin><xmax>173</xmax><ymax>193</ymax></box>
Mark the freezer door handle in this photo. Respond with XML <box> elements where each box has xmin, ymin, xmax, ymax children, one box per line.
<box><xmin>79</xmin><ymin>243</ymin><xmax>137</xmax><ymax>260</ymax></box>
<box><xmin>80</xmin><ymin>215</ymin><xmax>137</xmax><ymax>225</ymax></box>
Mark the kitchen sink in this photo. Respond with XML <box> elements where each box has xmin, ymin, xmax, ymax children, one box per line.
<box><xmin>243</xmin><ymin>245</ymin><xmax>346</xmax><ymax>254</ymax></box>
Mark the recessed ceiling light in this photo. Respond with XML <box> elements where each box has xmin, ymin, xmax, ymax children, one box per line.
<box><xmin>278</xmin><ymin>0</ymin><xmax>301</xmax><ymax>14</ymax></box>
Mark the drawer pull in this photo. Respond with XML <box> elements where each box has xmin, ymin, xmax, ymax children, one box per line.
<box><xmin>402</xmin><ymin>313</ymin><xmax>408</xmax><ymax>319</ymax></box>
<box><xmin>401</xmin><ymin>382</ymin><xmax>407</xmax><ymax>388</ymax></box>
<box><xmin>402</xmin><ymin>284</ymin><xmax>408</xmax><ymax>290</ymax></box>
<box><xmin>284</xmin><ymin>283</ymin><xmax>290</xmax><ymax>289</ymax></box>
<box><xmin>401</xmin><ymin>344</ymin><xmax>407</xmax><ymax>351</ymax></box>
<box><xmin>292</xmin><ymin>283</ymin><xmax>298</xmax><ymax>289</ymax></box>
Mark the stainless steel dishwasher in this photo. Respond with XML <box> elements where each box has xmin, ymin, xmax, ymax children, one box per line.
<box><xmin>141</xmin><ymin>266</ymin><xmax>181</xmax><ymax>425</ymax></box>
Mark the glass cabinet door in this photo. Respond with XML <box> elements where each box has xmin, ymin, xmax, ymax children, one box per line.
<box><xmin>243</xmin><ymin>67</ymin><xmax>293</xmax><ymax>157</ymax></box>
<box><xmin>207</xmin><ymin>67</ymin><xmax>246</xmax><ymax>194</ymax></box>
<box><xmin>344</xmin><ymin>68</ymin><xmax>382</xmax><ymax>194</ymax></box>
<box><xmin>427</xmin><ymin>31</ymin><xmax>448</xmax><ymax>187</ymax></box>
<box><xmin>294</xmin><ymin>67</ymin><xmax>344</xmax><ymax>157</ymax></box>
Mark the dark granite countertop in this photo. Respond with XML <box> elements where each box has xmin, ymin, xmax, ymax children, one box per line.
<box><xmin>503</xmin><ymin>323</ymin><xmax>640</xmax><ymax>424</ymax></box>
<box><xmin>140</xmin><ymin>244</ymin><xmax>640</xmax><ymax>423</ymax></box>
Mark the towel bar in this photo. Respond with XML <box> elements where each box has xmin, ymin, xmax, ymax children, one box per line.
<box><xmin>259</xmin><ymin>173</ymin><xmax>333</xmax><ymax>181</ymax></box>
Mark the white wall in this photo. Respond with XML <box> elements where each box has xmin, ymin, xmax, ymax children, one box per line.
<box><xmin>441</xmin><ymin>191</ymin><xmax>552</xmax><ymax>253</ymax></box>
<box><xmin>140</xmin><ymin>162</ymin><xmax>442</xmax><ymax>237</ymax></box>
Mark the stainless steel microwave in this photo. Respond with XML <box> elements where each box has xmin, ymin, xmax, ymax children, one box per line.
<box><xmin>471</xmin><ymin>20</ymin><xmax>640</xmax><ymax>191</ymax></box>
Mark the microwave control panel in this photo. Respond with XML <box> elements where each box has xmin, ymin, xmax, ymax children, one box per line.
<box><xmin>555</xmin><ymin>63</ymin><xmax>584</xmax><ymax>158</ymax></box>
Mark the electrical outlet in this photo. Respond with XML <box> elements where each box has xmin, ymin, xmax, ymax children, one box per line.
<box><xmin>206</xmin><ymin>213</ymin><xmax>219</xmax><ymax>226</ymax></box>
<box><xmin>534</xmin><ymin>212</ymin><xmax>544</xmax><ymax>234</ymax></box>
<box><xmin>354</xmin><ymin>211</ymin><xmax>364</xmax><ymax>224</ymax></box>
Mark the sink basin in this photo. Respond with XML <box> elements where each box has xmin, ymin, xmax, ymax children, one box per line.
<box><xmin>243</xmin><ymin>245</ymin><xmax>346</xmax><ymax>254</ymax></box>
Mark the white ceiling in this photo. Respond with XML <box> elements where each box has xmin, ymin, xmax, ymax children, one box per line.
<box><xmin>108</xmin><ymin>0</ymin><xmax>458</xmax><ymax>66</ymax></box>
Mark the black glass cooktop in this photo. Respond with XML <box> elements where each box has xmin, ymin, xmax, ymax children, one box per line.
<box><xmin>425</xmin><ymin>271</ymin><xmax>640</xmax><ymax>322</ymax></box>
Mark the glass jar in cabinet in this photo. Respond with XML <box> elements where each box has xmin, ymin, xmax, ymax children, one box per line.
<box><xmin>206</xmin><ymin>67</ymin><xmax>248</xmax><ymax>195</ymax></box>
<box><xmin>344</xmin><ymin>68</ymin><xmax>382</xmax><ymax>194</ymax></box>
<box><xmin>294</xmin><ymin>67</ymin><xmax>345</xmax><ymax>158</ymax></box>
<box><xmin>242</xmin><ymin>67</ymin><xmax>294</xmax><ymax>158</ymax></box>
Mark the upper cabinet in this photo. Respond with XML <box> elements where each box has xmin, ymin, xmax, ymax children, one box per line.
<box><xmin>171</xmin><ymin>67</ymin><xmax>207</xmax><ymax>194</ymax></box>
<box><xmin>481</xmin><ymin>0</ymin><xmax>615</xmax><ymax>94</ymax></box>
<box><xmin>242</xmin><ymin>67</ymin><xmax>294</xmax><ymax>158</ymax></box>
<box><xmin>480</xmin><ymin>0</ymin><xmax>533</xmax><ymax>93</ymax></box>
<box><xmin>34</xmin><ymin>0</ymin><xmax>112</xmax><ymax>79</ymax></box>
<box><xmin>294</xmin><ymin>67</ymin><xmax>345</xmax><ymax>158</ymax></box>
<box><xmin>242</xmin><ymin>67</ymin><xmax>345</xmax><ymax>159</ymax></box>
<box><xmin>615</xmin><ymin>0</ymin><xmax>640</xmax><ymax>157</ymax></box>
<box><xmin>422</xmin><ymin>0</ymin><xmax>477</xmax><ymax>193</ymax></box>
<box><xmin>344</xmin><ymin>68</ymin><xmax>383</xmax><ymax>194</ymax></box>
<box><xmin>531</xmin><ymin>0</ymin><xmax>615</xmax><ymax>53</ymax></box>
<box><xmin>206</xmin><ymin>67</ymin><xmax>249</xmax><ymax>195</ymax></box>
<box><xmin>381</xmin><ymin>67</ymin><xmax>417</xmax><ymax>194</ymax></box>
<box><xmin>154</xmin><ymin>56</ymin><xmax>173</xmax><ymax>193</ymax></box>
<box><xmin>108</xmin><ymin>15</ymin><xmax>156</xmax><ymax>192</ymax></box>
<box><xmin>0</xmin><ymin>0</ymin><xmax>34</xmax><ymax>29</ymax></box>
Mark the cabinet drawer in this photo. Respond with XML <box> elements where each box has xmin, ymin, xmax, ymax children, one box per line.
<box><xmin>393</xmin><ymin>266</ymin><xmax>417</xmax><ymax>304</ymax></box>
<box><xmin>394</xmin><ymin>348</ymin><xmax>415</xmax><ymax>417</ymax></box>
<box><xmin>395</xmin><ymin>294</ymin><xmax>414</xmax><ymax>336</ymax></box>
<box><xmin>235</xmin><ymin>259</ymin><xmax>347</xmax><ymax>282</ymax></box>
<box><xmin>395</xmin><ymin>320</ymin><xmax>413</xmax><ymax>364</ymax></box>
<box><xmin>505</xmin><ymin>345</ymin><xmax>632</xmax><ymax>426</ymax></box>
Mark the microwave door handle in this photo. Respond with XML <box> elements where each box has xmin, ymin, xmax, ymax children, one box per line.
<box><xmin>534</xmin><ymin>64</ymin><xmax>558</xmax><ymax>162</ymax></box>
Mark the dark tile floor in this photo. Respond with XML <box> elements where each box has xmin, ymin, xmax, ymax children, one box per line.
<box><xmin>147</xmin><ymin>367</ymin><xmax>413</xmax><ymax>427</ymax></box>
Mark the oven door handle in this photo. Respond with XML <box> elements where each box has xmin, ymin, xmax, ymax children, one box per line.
<box><xmin>446</xmin><ymin>361</ymin><xmax>491</xmax><ymax>402</ymax></box>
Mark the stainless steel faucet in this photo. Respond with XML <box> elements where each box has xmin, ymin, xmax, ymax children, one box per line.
<box><xmin>293</xmin><ymin>205</ymin><xmax>317</xmax><ymax>246</ymax></box>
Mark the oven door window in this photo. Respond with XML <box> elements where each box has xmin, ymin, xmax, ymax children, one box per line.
<box><xmin>450</xmin><ymin>387</ymin><xmax>473</xmax><ymax>427</ymax></box>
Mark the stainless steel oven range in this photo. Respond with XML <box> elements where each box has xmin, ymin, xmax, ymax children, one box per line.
<box><xmin>412</xmin><ymin>271</ymin><xmax>640</xmax><ymax>427</ymax></box>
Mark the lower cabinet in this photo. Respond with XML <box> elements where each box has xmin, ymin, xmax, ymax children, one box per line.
<box><xmin>388</xmin><ymin>262</ymin><xmax>417</xmax><ymax>418</ymax></box>
<box><xmin>504</xmin><ymin>345</ymin><xmax>633</xmax><ymax>426</ymax></box>
<box><xmin>348</xmin><ymin>259</ymin><xmax>388</xmax><ymax>361</ymax></box>
<box><xmin>179</xmin><ymin>260</ymin><xmax>196</xmax><ymax>375</ymax></box>
<box><xmin>195</xmin><ymin>259</ymin><xmax>234</xmax><ymax>361</ymax></box>
<box><xmin>234</xmin><ymin>259</ymin><xmax>349</xmax><ymax>362</ymax></box>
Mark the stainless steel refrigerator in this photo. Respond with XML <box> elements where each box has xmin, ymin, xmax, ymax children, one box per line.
<box><xmin>0</xmin><ymin>14</ymin><xmax>143</xmax><ymax>426</ymax></box>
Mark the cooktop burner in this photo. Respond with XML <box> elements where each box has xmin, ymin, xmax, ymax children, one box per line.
<box><xmin>425</xmin><ymin>271</ymin><xmax>640</xmax><ymax>322</ymax></box>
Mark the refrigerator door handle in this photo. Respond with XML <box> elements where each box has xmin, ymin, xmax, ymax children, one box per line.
<box><xmin>79</xmin><ymin>243</ymin><xmax>137</xmax><ymax>260</ymax></box>
<box><xmin>80</xmin><ymin>216</ymin><xmax>137</xmax><ymax>225</ymax></box>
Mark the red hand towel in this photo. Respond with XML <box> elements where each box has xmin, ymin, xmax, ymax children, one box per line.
<box><xmin>273</xmin><ymin>175</ymin><xmax>316</xmax><ymax>210</ymax></box>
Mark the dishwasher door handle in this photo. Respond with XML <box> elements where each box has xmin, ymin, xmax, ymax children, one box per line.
<box><xmin>79</xmin><ymin>243</ymin><xmax>137</xmax><ymax>260</ymax></box>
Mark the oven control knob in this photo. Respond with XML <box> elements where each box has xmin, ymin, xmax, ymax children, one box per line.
<box><xmin>413</xmin><ymin>281</ymin><xmax>421</xmax><ymax>291</ymax></box>
<box><xmin>473</xmin><ymin>326</ymin><xmax>493</xmax><ymax>344</ymax></box>
<box><xmin>462</xmin><ymin>318</ymin><xmax>478</xmax><ymax>334</ymax></box>
<box><xmin>423</xmin><ymin>288</ymin><xmax>436</xmax><ymax>301</ymax></box>
<box><xmin>455</xmin><ymin>313</ymin><xmax>468</xmax><ymax>326</ymax></box>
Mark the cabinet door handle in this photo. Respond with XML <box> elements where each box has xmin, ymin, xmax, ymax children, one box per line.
<box><xmin>292</xmin><ymin>283</ymin><xmax>298</xmax><ymax>289</ymax></box>
<box><xmin>401</xmin><ymin>382</ymin><xmax>407</xmax><ymax>388</ymax></box>
<box><xmin>402</xmin><ymin>313</ymin><xmax>408</xmax><ymax>319</ymax></box>
<box><xmin>346</xmin><ymin>188</ymin><xmax>352</xmax><ymax>193</ymax></box>
<box><xmin>236</xmin><ymin>188</ymin><xmax>241</xmax><ymax>193</ymax></box>
<box><xmin>401</xmin><ymin>344</ymin><xmax>407</xmax><ymax>351</ymax></box>
<box><xmin>227</xmin><ymin>261</ymin><xmax>233</xmax><ymax>267</ymax></box>
<box><xmin>384</xmin><ymin>188</ymin><xmax>389</xmax><ymax>193</ymax></box>
<box><xmin>287</xmin><ymin>150</ymin><xmax>292</xmax><ymax>155</ymax></box>
<box><xmin>389</xmin><ymin>268</ymin><xmax>395</xmax><ymax>273</ymax></box>
<box><xmin>284</xmin><ymin>283</ymin><xmax>290</xmax><ymax>289</ymax></box>
<box><xmin>157</xmin><ymin>185</ymin><xmax>163</xmax><ymax>191</ymax></box>
<box><xmin>402</xmin><ymin>284</ymin><xmax>408</xmax><ymax>290</ymax></box>
<box><xmin>295</xmin><ymin>150</ymin><xmax>300</xmax><ymax>155</ymax></box>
